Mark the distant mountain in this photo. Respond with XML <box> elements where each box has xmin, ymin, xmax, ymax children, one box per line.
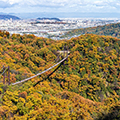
<box><xmin>0</xmin><ymin>14</ymin><xmax>20</xmax><ymax>20</ymax></box>
<box><xmin>8</xmin><ymin>12</ymin><xmax>120</xmax><ymax>19</ymax></box>
<box><xmin>37</xmin><ymin>17</ymin><xmax>61</xmax><ymax>21</ymax></box>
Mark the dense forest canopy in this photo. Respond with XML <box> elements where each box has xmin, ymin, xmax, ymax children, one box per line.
<box><xmin>0</xmin><ymin>30</ymin><xmax>120</xmax><ymax>119</ymax></box>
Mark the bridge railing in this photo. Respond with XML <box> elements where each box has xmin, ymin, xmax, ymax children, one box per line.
<box><xmin>12</xmin><ymin>55</ymin><xmax>69</xmax><ymax>85</ymax></box>
<box><xmin>0</xmin><ymin>45</ymin><xmax>70</xmax><ymax>86</ymax></box>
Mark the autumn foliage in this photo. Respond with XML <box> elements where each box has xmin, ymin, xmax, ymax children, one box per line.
<box><xmin>0</xmin><ymin>30</ymin><xmax>120</xmax><ymax>119</ymax></box>
<box><xmin>62</xmin><ymin>22</ymin><xmax>120</xmax><ymax>39</ymax></box>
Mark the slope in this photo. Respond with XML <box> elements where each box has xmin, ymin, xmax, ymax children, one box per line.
<box><xmin>0</xmin><ymin>14</ymin><xmax>20</xmax><ymax>20</ymax></box>
<box><xmin>61</xmin><ymin>22</ymin><xmax>120</xmax><ymax>39</ymax></box>
<box><xmin>0</xmin><ymin>31</ymin><xmax>120</xmax><ymax>119</ymax></box>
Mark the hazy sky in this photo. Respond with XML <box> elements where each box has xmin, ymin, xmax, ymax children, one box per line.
<box><xmin>0</xmin><ymin>0</ymin><xmax>120</xmax><ymax>13</ymax></box>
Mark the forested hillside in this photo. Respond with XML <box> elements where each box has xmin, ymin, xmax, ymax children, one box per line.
<box><xmin>0</xmin><ymin>30</ymin><xmax>120</xmax><ymax>119</ymax></box>
<box><xmin>61</xmin><ymin>22</ymin><xmax>120</xmax><ymax>39</ymax></box>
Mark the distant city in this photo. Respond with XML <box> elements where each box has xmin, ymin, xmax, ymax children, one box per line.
<box><xmin>0</xmin><ymin>15</ymin><xmax>120</xmax><ymax>40</ymax></box>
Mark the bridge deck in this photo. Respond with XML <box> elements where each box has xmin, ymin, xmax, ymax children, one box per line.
<box><xmin>12</xmin><ymin>55</ymin><xmax>69</xmax><ymax>85</ymax></box>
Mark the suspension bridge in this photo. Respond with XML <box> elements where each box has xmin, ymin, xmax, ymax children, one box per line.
<box><xmin>0</xmin><ymin>51</ymin><xmax>69</xmax><ymax>86</ymax></box>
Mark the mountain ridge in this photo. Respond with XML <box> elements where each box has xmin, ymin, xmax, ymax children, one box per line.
<box><xmin>0</xmin><ymin>14</ymin><xmax>20</xmax><ymax>20</ymax></box>
<box><xmin>37</xmin><ymin>17</ymin><xmax>61</xmax><ymax>21</ymax></box>
<box><xmin>61</xmin><ymin>22</ymin><xmax>120</xmax><ymax>39</ymax></box>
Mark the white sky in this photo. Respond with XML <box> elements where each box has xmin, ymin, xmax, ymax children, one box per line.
<box><xmin>0</xmin><ymin>0</ymin><xmax>120</xmax><ymax>13</ymax></box>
